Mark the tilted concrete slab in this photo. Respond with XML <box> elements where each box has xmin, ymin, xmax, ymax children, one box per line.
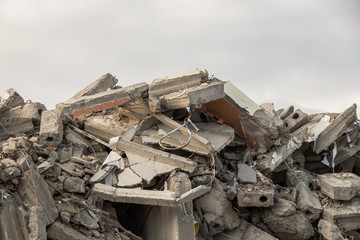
<box><xmin>114</xmin><ymin>139</ymin><xmax>196</xmax><ymax>172</ymax></box>
<box><xmin>68</xmin><ymin>73</ymin><xmax>118</xmax><ymax>101</ymax></box>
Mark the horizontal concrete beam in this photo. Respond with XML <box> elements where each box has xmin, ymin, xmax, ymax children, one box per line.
<box><xmin>56</xmin><ymin>82</ymin><xmax>148</xmax><ymax>118</ymax></box>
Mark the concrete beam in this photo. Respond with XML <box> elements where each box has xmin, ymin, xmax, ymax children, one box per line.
<box><xmin>68</xmin><ymin>73</ymin><xmax>118</xmax><ymax>101</ymax></box>
<box><xmin>149</xmin><ymin>68</ymin><xmax>208</xmax><ymax>97</ymax></box>
<box><xmin>39</xmin><ymin>110</ymin><xmax>63</xmax><ymax>146</ymax></box>
<box><xmin>56</xmin><ymin>82</ymin><xmax>148</xmax><ymax>118</ymax></box>
<box><xmin>314</xmin><ymin>104</ymin><xmax>357</xmax><ymax>154</ymax></box>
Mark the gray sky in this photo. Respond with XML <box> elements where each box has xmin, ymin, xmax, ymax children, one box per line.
<box><xmin>1</xmin><ymin>0</ymin><xmax>359</xmax><ymax>115</ymax></box>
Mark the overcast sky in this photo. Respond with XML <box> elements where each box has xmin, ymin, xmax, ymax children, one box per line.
<box><xmin>1</xmin><ymin>0</ymin><xmax>359</xmax><ymax>115</ymax></box>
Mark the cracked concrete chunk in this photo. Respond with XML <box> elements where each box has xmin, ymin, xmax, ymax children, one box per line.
<box><xmin>117</xmin><ymin>168</ymin><xmax>143</xmax><ymax>187</ymax></box>
<box><xmin>197</xmin><ymin>180</ymin><xmax>240</xmax><ymax>231</ymax></box>
<box><xmin>39</xmin><ymin>110</ymin><xmax>63</xmax><ymax>146</ymax></box>
<box><xmin>63</xmin><ymin>177</ymin><xmax>86</xmax><ymax>193</ymax></box>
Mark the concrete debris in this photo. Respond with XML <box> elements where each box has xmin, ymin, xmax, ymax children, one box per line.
<box><xmin>1</xmin><ymin>69</ymin><xmax>360</xmax><ymax>240</ymax></box>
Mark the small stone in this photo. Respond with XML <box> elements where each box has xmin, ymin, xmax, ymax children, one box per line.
<box><xmin>91</xmin><ymin>229</ymin><xmax>101</xmax><ymax>238</ymax></box>
<box><xmin>318</xmin><ymin>219</ymin><xmax>343</xmax><ymax>240</ymax></box>
<box><xmin>0</xmin><ymin>158</ymin><xmax>18</xmax><ymax>168</ymax></box>
<box><xmin>4</xmin><ymin>167</ymin><xmax>21</xmax><ymax>177</ymax></box>
<box><xmin>60</xmin><ymin>211</ymin><xmax>71</xmax><ymax>224</ymax></box>
<box><xmin>237</xmin><ymin>164</ymin><xmax>257</xmax><ymax>184</ymax></box>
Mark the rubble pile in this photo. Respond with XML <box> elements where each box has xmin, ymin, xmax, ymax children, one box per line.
<box><xmin>1</xmin><ymin>68</ymin><xmax>360</xmax><ymax>240</ymax></box>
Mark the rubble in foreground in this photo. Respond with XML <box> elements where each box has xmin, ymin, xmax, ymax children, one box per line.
<box><xmin>0</xmin><ymin>68</ymin><xmax>360</xmax><ymax>240</ymax></box>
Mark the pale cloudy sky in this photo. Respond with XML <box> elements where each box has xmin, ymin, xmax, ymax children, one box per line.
<box><xmin>0</xmin><ymin>0</ymin><xmax>359</xmax><ymax>114</ymax></box>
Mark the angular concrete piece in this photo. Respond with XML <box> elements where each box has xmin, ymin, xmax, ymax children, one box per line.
<box><xmin>237</xmin><ymin>163</ymin><xmax>257</xmax><ymax>184</ymax></box>
<box><xmin>130</xmin><ymin>160</ymin><xmax>175</xmax><ymax>184</ymax></box>
<box><xmin>0</xmin><ymin>88</ymin><xmax>24</xmax><ymax>113</ymax></box>
<box><xmin>56</xmin><ymin>82</ymin><xmax>148</xmax><ymax>118</ymax></box>
<box><xmin>72</xmin><ymin>210</ymin><xmax>99</xmax><ymax>230</ymax></box>
<box><xmin>17</xmin><ymin>169</ymin><xmax>58</xmax><ymax>226</ymax></box>
<box><xmin>114</xmin><ymin>139</ymin><xmax>196</xmax><ymax>172</ymax></box>
<box><xmin>296</xmin><ymin>182</ymin><xmax>323</xmax><ymax>222</ymax></box>
<box><xmin>323</xmin><ymin>198</ymin><xmax>360</xmax><ymax>231</ymax></box>
<box><xmin>149</xmin><ymin>68</ymin><xmax>208</xmax><ymax>97</ymax></box>
<box><xmin>271</xmin><ymin>198</ymin><xmax>297</xmax><ymax>217</ymax></box>
<box><xmin>314</xmin><ymin>104</ymin><xmax>357</xmax><ymax>154</ymax></box>
<box><xmin>214</xmin><ymin>218</ymin><xmax>278</xmax><ymax>240</ymax></box>
<box><xmin>117</xmin><ymin>168</ymin><xmax>143</xmax><ymax>187</ymax></box>
<box><xmin>237</xmin><ymin>187</ymin><xmax>274</xmax><ymax>207</ymax></box>
<box><xmin>283</xmin><ymin>109</ymin><xmax>309</xmax><ymax>133</ymax></box>
<box><xmin>262</xmin><ymin>209</ymin><xmax>314</xmax><ymax>240</ymax></box>
<box><xmin>68</xmin><ymin>73</ymin><xmax>118</xmax><ymax>101</ymax></box>
<box><xmin>39</xmin><ymin>110</ymin><xmax>63</xmax><ymax>146</ymax></box>
<box><xmin>319</xmin><ymin>173</ymin><xmax>360</xmax><ymax>200</ymax></box>
<box><xmin>198</xmin><ymin>180</ymin><xmax>240</xmax><ymax>231</ymax></box>
<box><xmin>318</xmin><ymin>219</ymin><xmax>343</xmax><ymax>240</ymax></box>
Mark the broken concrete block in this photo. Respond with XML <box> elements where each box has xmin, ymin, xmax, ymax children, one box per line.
<box><xmin>130</xmin><ymin>160</ymin><xmax>175</xmax><ymax>184</ymax></box>
<box><xmin>197</xmin><ymin>180</ymin><xmax>240</xmax><ymax>231</ymax></box>
<box><xmin>214</xmin><ymin>218</ymin><xmax>278</xmax><ymax>240</ymax></box>
<box><xmin>318</xmin><ymin>173</ymin><xmax>360</xmax><ymax>200</ymax></box>
<box><xmin>314</xmin><ymin>104</ymin><xmax>357</xmax><ymax>154</ymax></box>
<box><xmin>65</xmin><ymin>127</ymin><xmax>91</xmax><ymax>146</ymax></box>
<box><xmin>39</xmin><ymin>110</ymin><xmax>63</xmax><ymax>146</ymax></box>
<box><xmin>279</xmin><ymin>105</ymin><xmax>294</xmax><ymax>120</ymax></box>
<box><xmin>73</xmin><ymin>210</ymin><xmax>99</xmax><ymax>230</ymax></box>
<box><xmin>17</xmin><ymin>169</ymin><xmax>58</xmax><ymax>226</ymax></box>
<box><xmin>296</xmin><ymin>182</ymin><xmax>323</xmax><ymax>222</ymax></box>
<box><xmin>271</xmin><ymin>198</ymin><xmax>297</xmax><ymax>217</ymax></box>
<box><xmin>237</xmin><ymin>186</ymin><xmax>274</xmax><ymax>207</ymax></box>
<box><xmin>318</xmin><ymin>219</ymin><xmax>343</xmax><ymax>240</ymax></box>
<box><xmin>286</xmin><ymin>169</ymin><xmax>314</xmax><ymax>187</ymax></box>
<box><xmin>63</xmin><ymin>177</ymin><xmax>86</xmax><ymax>193</ymax></box>
<box><xmin>0</xmin><ymin>88</ymin><xmax>24</xmax><ymax>113</ymax></box>
<box><xmin>204</xmin><ymin>212</ymin><xmax>225</xmax><ymax>235</ymax></box>
<box><xmin>323</xmin><ymin>198</ymin><xmax>360</xmax><ymax>231</ymax></box>
<box><xmin>0</xmin><ymin>158</ymin><xmax>18</xmax><ymax>168</ymax></box>
<box><xmin>283</xmin><ymin>109</ymin><xmax>309</xmax><ymax>133</ymax></box>
<box><xmin>47</xmin><ymin>221</ymin><xmax>88</xmax><ymax>240</ymax></box>
<box><xmin>274</xmin><ymin>186</ymin><xmax>297</xmax><ymax>202</ymax></box>
<box><xmin>29</xmin><ymin>206</ymin><xmax>47</xmax><ymax>240</ymax></box>
<box><xmin>263</xmin><ymin>207</ymin><xmax>314</xmax><ymax>240</ymax></box>
<box><xmin>149</xmin><ymin>68</ymin><xmax>208</xmax><ymax>98</ymax></box>
<box><xmin>237</xmin><ymin>163</ymin><xmax>257</xmax><ymax>184</ymax></box>
<box><xmin>69</xmin><ymin>73</ymin><xmax>118</xmax><ymax>101</ymax></box>
<box><xmin>56</xmin><ymin>82</ymin><xmax>148</xmax><ymax>118</ymax></box>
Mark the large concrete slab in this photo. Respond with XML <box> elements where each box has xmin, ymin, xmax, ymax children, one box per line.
<box><xmin>17</xmin><ymin>169</ymin><xmax>59</xmax><ymax>226</ymax></box>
